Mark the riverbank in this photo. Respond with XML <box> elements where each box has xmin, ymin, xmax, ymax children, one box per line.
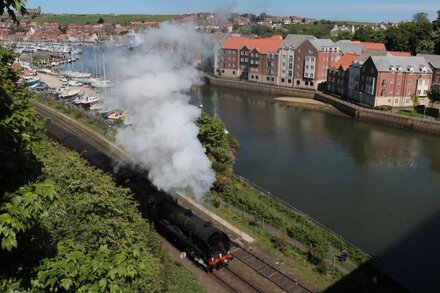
<box><xmin>205</xmin><ymin>74</ymin><xmax>440</xmax><ymax>136</ymax></box>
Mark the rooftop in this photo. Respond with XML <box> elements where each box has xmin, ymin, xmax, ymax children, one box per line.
<box><xmin>369</xmin><ymin>55</ymin><xmax>432</xmax><ymax>73</ymax></box>
<box><xmin>417</xmin><ymin>54</ymin><xmax>440</xmax><ymax>68</ymax></box>
<box><xmin>282</xmin><ymin>34</ymin><xmax>316</xmax><ymax>49</ymax></box>
<box><xmin>333</xmin><ymin>54</ymin><xmax>359</xmax><ymax>71</ymax></box>
<box><xmin>352</xmin><ymin>41</ymin><xmax>386</xmax><ymax>51</ymax></box>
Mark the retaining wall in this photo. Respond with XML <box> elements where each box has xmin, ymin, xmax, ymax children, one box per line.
<box><xmin>315</xmin><ymin>92</ymin><xmax>440</xmax><ymax>135</ymax></box>
<box><xmin>206</xmin><ymin>75</ymin><xmax>315</xmax><ymax>99</ymax></box>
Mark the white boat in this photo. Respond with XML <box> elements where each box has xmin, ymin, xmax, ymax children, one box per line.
<box><xmin>107</xmin><ymin>111</ymin><xmax>128</xmax><ymax>120</ymax></box>
<box><xmin>23</xmin><ymin>76</ymin><xmax>40</xmax><ymax>86</ymax></box>
<box><xmin>59</xmin><ymin>76</ymin><xmax>68</xmax><ymax>83</ymax></box>
<box><xmin>91</xmin><ymin>79</ymin><xmax>113</xmax><ymax>89</ymax></box>
<box><xmin>73</xmin><ymin>95</ymin><xmax>99</xmax><ymax>106</ymax></box>
<box><xmin>68</xmin><ymin>80</ymin><xmax>83</xmax><ymax>87</ymax></box>
<box><xmin>59</xmin><ymin>88</ymin><xmax>81</xmax><ymax>99</ymax></box>
<box><xmin>62</xmin><ymin>70</ymin><xmax>91</xmax><ymax>79</ymax></box>
<box><xmin>89</xmin><ymin>102</ymin><xmax>104</xmax><ymax>111</ymax></box>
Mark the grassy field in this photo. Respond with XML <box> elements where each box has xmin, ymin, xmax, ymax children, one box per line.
<box><xmin>33</xmin><ymin>14</ymin><xmax>176</xmax><ymax>25</ymax></box>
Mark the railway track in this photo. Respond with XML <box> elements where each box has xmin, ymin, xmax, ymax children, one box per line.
<box><xmin>32</xmin><ymin>100</ymin><xmax>314</xmax><ymax>293</ymax></box>
<box><xmin>230</xmin><ymin>241</ymin><xmax>313</xmax><ymax>293</ymax></box>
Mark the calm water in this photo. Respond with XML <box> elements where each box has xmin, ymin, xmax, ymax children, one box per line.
<box><xmin>193</xmin><ymin>86</ymin><xmax>440</xmax><ymax>291</ymax></box>
<box><xmin>74</xmin><ymin>45</ymin><xmax>440</xmax><ymax>291</ymax></box>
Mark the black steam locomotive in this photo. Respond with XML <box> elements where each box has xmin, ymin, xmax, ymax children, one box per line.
<box><xmin>145</xmin><ymin>191</ymin><xmax>233</xmax><ymax>271</ymax></box>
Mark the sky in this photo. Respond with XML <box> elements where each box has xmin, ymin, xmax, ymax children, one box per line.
<box><xmin>27</xmin><ymin>0</ymin><xmax>439</xmax><ymax>22</ymax></box>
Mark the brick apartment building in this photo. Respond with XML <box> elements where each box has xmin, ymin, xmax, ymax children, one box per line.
<box><xmin>418</xmin><ymin>54</ymin><xmax>440</xmax><ymax>88</ymax></box>
<box><xmin>327</xmin><ymin>54</ymin><xmax>358</xmax><ymax>96</ymax></box>
<box><xmin>277</xmin><ymin>34</ymin><xmax>316</xmax><ymax>87</ymax></box>
<box><xmin>217</xmin><ymin>35</ymin><xmax>283</xmax><ymax>83</ymax></box>
<box><xmin>356</xmin><ymin>55</ymin><xmax>432</xmax><ymax>108</ymax></box>
<box><xmin>294</xmin><ymin>39</ymin><xmax>341</xmax><ymax>89</ymax></box>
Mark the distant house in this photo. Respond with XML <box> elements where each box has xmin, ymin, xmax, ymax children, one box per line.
<box><xmin>330</xmin><ymin>24</ymin><xmax>356</xmax><ymax>37</ymax></box>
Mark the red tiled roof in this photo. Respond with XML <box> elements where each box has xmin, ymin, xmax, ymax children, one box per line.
<box><xmin>333</xmin><ymin>54</ymin><xmax>358</xmax><ymax>71</ymax></box>
<box><xmin>352</xmin><ymin>41</ymin><xmax>386</xmax><ymax>51</ymax></box>
<box><xmin>389</xmin><ymin>51</ymin><xmax>411</xmax><ymax>56</ymax></box>
<box><xmin>222</xmin><ymin>35</ymin><xmax>248</xmax><ymax>50</ymax></box>
<box><xmin>244</xmin><ymin>37</ymin><xmax>283</xmax><ymax>53</ymax></box>
<box><xmin>222</xmin><ymin>35</ymin><xmax>283</xmax><ymax>53</ymax></box>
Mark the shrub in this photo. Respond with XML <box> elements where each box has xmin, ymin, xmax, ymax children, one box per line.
<box><xmin>374</xmin><ymin>105</ymin><xmax>392</xmax><ymax>111</ymax></box>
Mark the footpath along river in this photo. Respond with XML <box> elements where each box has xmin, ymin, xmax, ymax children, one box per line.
<box><xmin>65</xmin><ymin>45</ymin><xmax>440</xmax><ymax>291</ymax></box>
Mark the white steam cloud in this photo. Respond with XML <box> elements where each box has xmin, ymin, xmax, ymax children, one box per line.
<box><xmin>106</xmin><ymin>22</ymin><xmax>216</xmax><ymax>199</ymax></box>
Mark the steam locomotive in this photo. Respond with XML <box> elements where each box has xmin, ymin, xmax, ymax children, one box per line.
<box><xmin>145</xmin><ymin>191</ymin><xmax>233</xmax><ymax>271</ymax></box>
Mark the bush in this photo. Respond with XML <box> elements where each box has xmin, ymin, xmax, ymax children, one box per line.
<box><xmin>271</xmin><ymin>234</ymin><xmax>288</xmax><ymax>253</ymax></box>
<box><xmin>374</xmin><ymin>105</ymin><xmax>392</xmax><ymax>111</ymax></box>
<box><xmin>213</xmin><ymin>194</ymin><xmax>221</xmax><ymax>208</ymax></box>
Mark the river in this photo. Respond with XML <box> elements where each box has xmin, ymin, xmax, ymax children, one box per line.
<box><xmin>67</xmin><ymin>45</ymin><xmax>440</xmax><ymax>291</ymax></box>
<box><xmin>193</xmin><ymin>85</ymin><xmax>440</xmax><ymax>292</ymax></box>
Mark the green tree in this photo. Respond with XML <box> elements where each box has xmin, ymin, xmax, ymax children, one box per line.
<box><xmin>97</xmin><ymin>17</ymin><xmax>105</xmax><ymax>24</ymax></box>
<box><xmin>427</xmin><ymin>86</ymin><xmax>440</xmax><ymax>104</ymax></box>
<box><xmin>337</xmin><ymin>30</ymin><xmax>354</xmax><ymax>41</ymax></box>
<box><xmin>385</xmin><ymin>25</ymin><xmax>411</xmax><ymax>52</ymax></box>
<box><xmin>410</xmin><ymin>93</ymin><xmax>420</xmax><ymax>109</ymax></box>
<box><xmin>0</xmin><ymin>0</ymin><xmax>27</xmax><ymax>23</ymax></box>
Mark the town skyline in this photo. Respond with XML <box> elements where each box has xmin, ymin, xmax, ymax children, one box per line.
<box><xmin>27</xmin><ymin>0</ymin><xmax>439</xmax><ymax>23</ymax></box>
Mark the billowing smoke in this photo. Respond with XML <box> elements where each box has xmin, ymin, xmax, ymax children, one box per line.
<box><xmin>106</xmin><ymin>22</ymin><xmax>216</xmax><ymax>199</ymax></box>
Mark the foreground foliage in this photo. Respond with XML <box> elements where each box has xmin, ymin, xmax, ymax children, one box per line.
<box><xmin>0</xmin><ymin>45</ymin><xmax>204</xmax><ymax>292</ymax></box>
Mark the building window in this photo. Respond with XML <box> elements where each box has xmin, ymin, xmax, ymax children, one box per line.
<box><xmin>250</xmin><ymin>53</ymin><xmax>254</xmax><ymax>57</ymax></box>
<box><xmin>306</xmin><ymin>65</ymin><xmax>309</xmax><ymax>69</ymax></box>
<box><xmin>408</xmin><ymin>79</ymin><xmax>412</xmax><ymax>85</ymax></box>
<box><xmin>311</xmin><ymin>57</ymin><xmax>314</xmax><ymax>62</ymax></box>
<box><xmin>311</xmin><ymin>65</ymin><xmax>314</xmax><ymax>69</ymax></box>
<box><xmin>305</xmin><ymin>73</ymin><xmax>308</xmax><ymax>77</ymax></box>
<box><xmin>255</xmin><ymin>53</ymin><xmax>259</xmax><ymax>57</ymax></box>
<box><xmin>296</xmin><ymin>80</ymin><xmax>300</xmax><ymax>85</ymax></box>
<box><xmin>297</xmin><ymin>49</ymin><xmax>301</xmax><ymax>53</ymax></box>
<box><xmin>305</xmin><ymin>81</ymin><xmax>309</xmax><ymax>85</ymax></box>
<box><xmin>310</xmin><ymin>82</ymin><xmax>314</xmax><ymax>86</ymax></box>
<box><xmin>397</xmin><ymin>79</ymin><xmax>401</xmax><ymax>85</ymax></box>
<box><xmin>381</xmin><ymin>89</ymin><xmax>386</xmax><ymax>96</ymax></box>
<box><xmin>288</xmin><ymin>79</ymin><xmax>292</xmax><ymax>83</ymax></box>
<box><xmin>233</xmin><ymin>71</ymin><xmax>235</xmax><ymax>75</ymax></box>
<box><xmin>395</xmin><ymin>99</ymin><xmax>398</xmax><ymax>103</ymax></box>
<box><xmin>250</xmin><ymin>60</ymin><xmax>254</xmax><ymax>64</ymax></box>
<box><xmin>271</xmin><ymin>77</ymin><xmax>274</xmax><ymax>81</ymax></box>
<box><xmin>406</xmin><ymin>99</ymin><xmax>409</xmax><ymax>103</ymax></box>
<box><xmin>310</xmin><ymin>73</ymin><xmax>314</xmax><ymax>78</ymax></box>
<box><xmin>281</xmin><ymin>78</ymin><xmax>285</xmax><ymax>82</ymax></box>
<box><xmin>417</xmin><ymin>89</ymin><xmax>421</xmax><ymax>94</ymax></box>
<box><xmin>390</xmin><ymin>80</ymin><xmax>394</xmax><ymax>84</ymax></box>
<box><xmin>388</xmin><ymin>99</ymin><xmax>391</xmax><ymax>102</ymax></box>
<box><xmin>256</xmin><ymin>76</ymin><xmax>259</xmax><ymax>79</ymax></box>
<box><xmin>396</xmin><ymin>89</ymin><xmax>400</xmax><ymax>94</ymax></box>
<box><xmin>288</xmin><ymin>71</ymin><xmax>292</xmax><ymax>76</ymax></box>
<box><xmin>308</xmin><ymin>49</ymin><xmax>313</xmax><ymax>54</ymax></box>
<box><xmin>255</xmin><ymin>60</ymin><xmax>259</xmax><ymax>65</ymax></box>
<box><xmin>288</xmin><ymin>56</ymin><xmax>293</xmax><ymax>62</ymax></box>
<box><xmin>266</xmin><ymin>77</ymin><xmax>270</xmax><ymax>81</ymax></box>
<box><xmin>306</xmin><ymin>57</ymin><xmax>309</xmax><ymax>61</ymax></box>
<box><xmin>389</xmin><ymin>90</ymin><xmax>393</xmax><ymax>94</ymax></box>
<box><xmin>382</xmin><ymin>80</ymin><xmax>387</xmax><ymax>86</ymax></box>
<box><xmin>222</xmin><ymin>70</ymin><xmax>225</xmax><ymax>73</ymax></box>
<box><xmin>282</xmin><ymin>70</ymin><xmax>286</xmax><ymax>74</ymax></box>
<box><xmin>296</xmin><ymin>72</ymin><xmax>300</xmax><ymax>77</ymax></box>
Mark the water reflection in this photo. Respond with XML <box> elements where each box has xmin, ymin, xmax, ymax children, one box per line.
<box><xmin>196</xmin><ymin>85</ymin><xmax>440</xmax><ymax>252</ymax></box>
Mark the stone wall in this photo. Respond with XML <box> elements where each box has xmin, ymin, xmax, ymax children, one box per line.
<box><xmin>315</xmin><ymin>92</ymin><xmax>440</xmax><ymax>135</ymax></box>
<box><xmin>206</xmin><ymin>75</ymin><xmax>315</xmax><ymax>99</ymax></box>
